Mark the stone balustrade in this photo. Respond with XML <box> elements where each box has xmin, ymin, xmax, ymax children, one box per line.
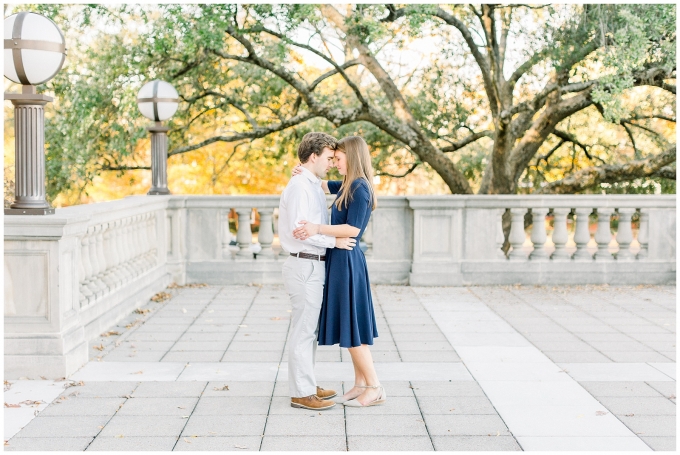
<box><xmin>4</xmin><ymin>193</ymin><xmax>675</xmax><ymax>378</ymax></box>
<box><xmin>408</xmin><ymin>195</ymin><xmax>675</xmax><ymax>286</ymax></box>
<box><xmin>5</xmin><ymin>197</ymin><xmax>170</xmax><ymax>378</ymax></box>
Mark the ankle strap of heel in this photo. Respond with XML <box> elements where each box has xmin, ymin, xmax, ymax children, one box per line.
<box><xmin>356</xmin><ymin>384</ymin><xmax>381</xmax><ymax>389</ymax></box>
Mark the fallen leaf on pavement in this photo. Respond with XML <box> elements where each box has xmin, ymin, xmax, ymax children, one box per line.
<box><xmin>151</xmin><ymin>292</ymin><xmax>171</xmax><ymax>302</ymax></box>
<box><xmin>4</xmin><ymin>381</ymin><xmax>12</xmax><ymax>392</ymax></box>
<box><xmin>234</xmin><ymin>445</ymin><xmax>248</xmax><ymax>449</ymax></box>
<box><xmin>115</xmin><ymin>435</ymin><xmax>124</xmax><ymax>439</ymax></box>
<box><xmin>101</xmin><ymin>331</ymin><xmax>121</xmax><ymax>337</ymax></box>
<box><xmin>213</xmin><ymin>385</ymin><xmax>229</xmax><ymax>391</ymax></box>
<box><xmin>134</xmin><ymin>309</ymin><xmax>150</xmax><ymax>315</ymax></box>
<box><xmin>132</xmin><ymin>371</ymin><xmax>143</xmax><ymax>375</ymax></box>
<box><xmin>93</xmin><ymin>344</ymin><xmax>105</xmax><ymax>351</ymax></box>
<box><xmin>122</xmin><ymin>395</ymin><xmax>131</xmax><ymax>399</ymax></box>
<box><xmin>40</xmin><ymin>376</ymin><xmax>47</xmax><ymax>380</ymax></box>
<box><xmin>182</xmin><ymin>416</ymin><xmax>190</xmax><ymax>419</ymax></box>
<box><xmin>271</xmin><ymin>317</ymin><xmax>281</xmax><ymax>320</ymax></box>
<box><xmin>625</xmin><ymin>413</ymin><xmax>634</xmax><ymax>417</ymax></box>
<box><xmin>64</xmin><ymin>381</ymin><xmax>85</xmax><ymax>389</ymax></box>
<box><xmin>4</xmin><ymin>403</ymin><xmax>20</xmax><ymax>408</ymax></box>
<box><xmin>595</xmin><ymin>411</ymin><xmax>608</xmax><ymax>416</ymax></box>
<box><xmin>19</xmin><ymin>400</ymin><xmax>45</xmax><ymax>407</ymax></box>
<box><xmin>183</xmin><ymin>438</ymin><xmax>191</xmax><ymax>444</ymax></box>
<box><xmin>178</xmin><ymin>406</ymin><xmax>186</xmax><ymax>409</ymax></box>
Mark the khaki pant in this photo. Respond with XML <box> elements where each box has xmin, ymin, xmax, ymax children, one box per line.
<box><xmin>282</xmin><ymin>256</ymin><xmax>325</xmax><ymax>398</ymax></box>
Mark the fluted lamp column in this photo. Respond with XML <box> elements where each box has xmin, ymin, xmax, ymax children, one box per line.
<box><xmin>136</xmin><ymin>80</ymin><xmax>179</xmax><ymax>195</ymax></box>
<box><xmin>4</xmin><ymin>11</ymin><xmax>67</xmax><ymax>215</ymax></box>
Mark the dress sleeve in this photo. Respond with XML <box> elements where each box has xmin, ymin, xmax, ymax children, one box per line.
<box><xmin>327</xmin><ymin>180</ymin><xmax>342</xmax><ymax>195</ymax></box>
<box><xmin>346</xmin><ymin>180</ymin><xmax>371</xmax><ymax>231</ymax></box>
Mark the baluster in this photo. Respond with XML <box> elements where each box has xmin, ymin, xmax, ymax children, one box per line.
<box><xmin>572</xmin><ymin>208</ymin><xmax>593</xmax><ymax>261</ymax></box>
<box><xmin>85</xmin><ymin>227</ymin><xmax>103</xmax><ymax>298</ymax></box>
<box><xmin>616</xmin><ymin>208</ymin><xmax>635</xmax><ymax>261</ymax></box>
<box><xmin>594</xmin><ymin>208</ymin><xmax>615</xmax><ymax>262</ymax></box>
<box><xmin>113</xmin><ymin>219</ymin><xmax>131</xmax><ymax>281</ymax></box>
<box><xmin>148</xmin><ymin>213</ymin><xmax>158</xmax><ymax>266</ymax></box>
<box><xmin>235</xmin><ymin>208</ymin><xmax>254</xmax><ymax>259</ymax></box>
<box><xmin>107</xmin><ymin>221</ymin><xmax>123</xmax><ymax>287</ymax></box>
<box><xmin>529</xmin><ymin>207</ymin><xmax>549</xmax><ymax>261</ymax></box>
<box><xmin>363</xmin><ymin>215</ymin><xmax>373</xmax><ymax>257</ymax></box>
<box><xmin>550</xmin><ymin>208</ymin><xmax>571</xmax><ymax>261</ymax></box>
<box><xmin>496</xmin><ymin>209</ymin><xmax>507</xmax><ymax>260</ymax></box>
<box><xmin>79</xmin><ymin>233</ymin><xmax>94</xmax><ymax>306</ymax></box>
<box><xmin>221</xmin><ymin>209</ymin><xmax>233</xmax><ymax>259</ymax></box>
<box><xmin>94</xmin><ymin>224</ymin><xmax>110</xmax><ymax>292</ymax></box>
<box><xmin>132</xmin><ymin>215</ymin><xmax>144</xmax><ymax>274</ymax></box>
<box><xmin>141</xmin><ymin>213</ymin><xmax>153</xmax><ymax>269</ymax></box>
<box><xmin>637</xmin><ymin>209</ymin><xmax>649</xmax><ymax>260</ymax></box>
<box><xmin>257</xmin><ymin>208</ymin><xmax>276</xmax><ymax>259</ymax></box>
<box><xmin>99</xmin><ymin>223</ymin><xmax>116</xmax><ymax>289</ymax></box>
<box><xmin>508</xmin><ymin>208</ymin><xmax>528</xmax><ymax>261</ymax></box>
<box><xmin>131</xmin><ymin>215</ymin><xmax>144</xmax><ymax>273</ymax></box>
<box><xmin>121</xmin><ymin>217</ymin><xmax>136</xmax><ymax>277</ymax></box>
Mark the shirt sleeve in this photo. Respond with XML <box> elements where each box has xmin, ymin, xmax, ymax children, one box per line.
<box><xmin>327</xmin><ymin>180</ymin><xmax>342</xmax><ymax>195</ymax></box>
<box><xmin>346</xmin><ymin>180</ymin><xmax>371</xmax><ymax>231</ymax></box>
<box><xmin>285</xmin><ymin>183</ymin><xmax>336</xmax><ymax>249</ymax></box>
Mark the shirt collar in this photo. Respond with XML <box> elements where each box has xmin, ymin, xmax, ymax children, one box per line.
<box><xmin>300</xmin><ymin>166</ymin><xmax>321</xmax><ymax>185</ymax></box>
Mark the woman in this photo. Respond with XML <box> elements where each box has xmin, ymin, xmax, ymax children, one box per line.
<box><xmin>291</xmin><ymin>135</ymin><xmax>385</xmax><ymax>407</ymax></box>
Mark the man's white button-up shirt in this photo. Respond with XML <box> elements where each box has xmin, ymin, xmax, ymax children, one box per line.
<box><xmin>278</xmin><ymin>167</ymin><xmax>335</xmax><ymax>255</ymax></box>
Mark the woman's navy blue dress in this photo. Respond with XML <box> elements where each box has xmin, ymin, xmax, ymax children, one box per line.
<box><xmin>317</xmin><ymin>179</ymin><xmax>378</xmax><ymax>348</ymax></box>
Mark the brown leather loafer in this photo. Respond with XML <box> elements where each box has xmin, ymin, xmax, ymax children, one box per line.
<box><xmin>316</xmin><ymin>386</ymin><xmax>337</xmax><ymax>400</ymax></box>
<box><xmin>291</xmin><ymin>394</ymin><xmax>336</xmax><ymax>410</ymax></box>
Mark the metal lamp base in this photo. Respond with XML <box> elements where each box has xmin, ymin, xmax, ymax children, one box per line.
<box><xmin>147</xmin><ymin>188</ymin><xmax>171</xmax><ymax>195</ymax></box>
<box><xmin>5</xmin><ymin>207</ymin><xmax>55</xmax><ymax>215</ymax></box>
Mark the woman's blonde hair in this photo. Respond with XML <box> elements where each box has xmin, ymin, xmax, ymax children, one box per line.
<box><xmin>334</xmin><ymin>136</ymin><xmax>378</xmax><ymax>211</ymax></box>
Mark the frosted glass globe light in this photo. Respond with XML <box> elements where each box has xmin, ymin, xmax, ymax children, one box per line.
<box><xmin>137</xmin><ymin>80</ymin><xmax>179</xmax><ymax>122</ymax></box>
<box><xmin>4</xmin><ymin>12</ymin><xmax>67</xmax><ymax>85</ymax></box>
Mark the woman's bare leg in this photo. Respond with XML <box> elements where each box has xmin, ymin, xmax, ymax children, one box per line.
<box><xmin>348</xmin><ymin>345</ymin><xmax>382</xmax><ymax>404</ymax></box>
<box><xmin>338</xmin><ymin>348</ymin><xmax>366</xmax><ymax>401</ymax></box>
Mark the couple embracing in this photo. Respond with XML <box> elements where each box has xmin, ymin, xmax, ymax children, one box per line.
<box><xmin>278</xmin><ymin>132</ymin><xmax>385</xmax><ymax>410</ymax></box>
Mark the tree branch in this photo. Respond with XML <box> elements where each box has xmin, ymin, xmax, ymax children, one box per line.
<box><xmin>241</xmin><ymin>25</ymin><xmax>368</xmax><ymax>107</ymax></box>
<box><xmin>376</xmin><ymin>161</ymin><xmax>420</xmax><ymax>178</ymax></box>
<box><xmin>433</xmin><ymin>8</ymin><xmax>499</xmax><ymax>116</ymax></box>
<box><xmin>654</xmin><ymin>164</ymin><xmax>676</xmax><ymax>180</ymax></box>
<box><xmin>538</xmin><ymin>145</ymin><xmax>676</xmax><ymax>194</ymax></box>
<box><xmin>441</xmin><ymin>130</ymin><xmax>493</xmax><ymax>152</ymax></box>
<box><xmin>168</xmin><ymin>111</ymin><xmax>316</xmax><ymax>156</ymax></box>
<box><xmin>100</xmin><ymin>166</ymin><xmax>150</xmax><ymax>171</ymax></box>
<box><xmin>552</xmin><ymin>130</ymin><xmax>605</xmax><ymax>164</ymax></box>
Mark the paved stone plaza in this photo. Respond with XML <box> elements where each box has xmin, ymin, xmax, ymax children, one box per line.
<box><xmin>4</xmin><ymin>284</ymin><xmax>676</xmax><ymax>451</ymax></box>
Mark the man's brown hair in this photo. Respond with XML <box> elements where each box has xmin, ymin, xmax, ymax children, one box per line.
<box><xmin>297</xmin><ymin>132</ymin><xmax>338</xmax><ymax>163</ymax></box>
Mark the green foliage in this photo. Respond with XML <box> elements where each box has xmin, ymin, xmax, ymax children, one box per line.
<box><xmin>3</xmin><ymin>3</ymin><xmax>675</xmax><ymax>202</ymax></box>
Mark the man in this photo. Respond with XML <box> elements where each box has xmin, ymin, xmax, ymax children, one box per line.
<box><xmin>278</xmin><ymin>132</ymin><xmax>356</xmax><ymax>410</ymax></box>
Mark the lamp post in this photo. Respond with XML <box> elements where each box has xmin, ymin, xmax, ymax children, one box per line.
<box><xmin>136</xmin><ymin>80</ymin><xmax>179</xmax><ymax>195</ymax></box>
<box><xmin>4</xmin><ymin>11</ymin><xmax>67</xmax><ymax>215</ymax></box>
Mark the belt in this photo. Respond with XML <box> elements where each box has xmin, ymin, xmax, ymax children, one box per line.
<box><xmin>291</xmin><ymin>252</ymin><xmax>326</xmax><ymax>261</ymax></box>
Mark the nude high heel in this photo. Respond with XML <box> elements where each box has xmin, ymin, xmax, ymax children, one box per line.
<box><xmin>343</xmin><ymin>384</ymin><xmax>386</xmax><ymax>407</ymax></box>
